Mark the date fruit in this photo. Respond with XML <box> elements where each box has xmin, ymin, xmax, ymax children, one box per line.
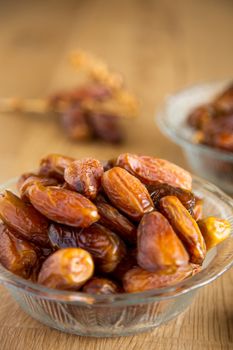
<box><xmin>82</xmin><ymin>277</ymin><xmax>120</xmax><ymax>294</ymax></box>
<box><xmin>0</xmin><ymin>224</ymin><xmax>37</xmax><ymax>278</ymax></box>
<box><xmin>38</xmin><ymin>248</ymin><xmax>94</xmax><ymax>290</ymax></box>
<box><xmin>19</xmin><ymin>175</ymin><xmax>59</xmax><ymax>201</ymax></box>
<box><xmin>198</xmin><ymin>217</ymin><xmax>231</xmax><ymax>250</ymax></box>
<box><xmin>87</xmin><ymin>113</ymin><xmax>123</xmax><ymax>143</ymax></box>
<box><xmin>137</xmin><ymin>211</ymin><xmax>189</xmax><ymax>273</ymax></box>
<box><xmin>39</xmin><ymin>154</ymin><xmax>75</xmax><ymax>179</ymax></box>
<box><xmin>95</xmin><ymin>195</ymin><xmax>136</xmax><ymax>243</ymax></box>
<box><xmin>116</xmin><ymin>153</ymin><xmax>192</xmax><ymax>190</ymax></box>
<box><xmin>123</xmin><ymin>265</ymin><xmax>193</xmax><ymax>293</ymax></box>
<box><xmin>27</xmin><ymin>183</ymin><xmax>99</xmax><ymax>227</ymax></box>
<box><xmin>101</xmin><ymin>167</ymin><xmax>154</xmax><ymax>221</ymax></box>
<box><xmin>64</xmin><ymin>158</ymin><xmax>104</xmax><ymax>199</ymax></box>
<box><xmin>160</xmin><ymin>196</ymin><xmax>206</xmax><ymax>264</ymax></box>
<box><xmin>111</xmin><ymin>248</ymin><xmax>137</xmax><ymax>282</ymax></box>
<box><xmin>187</xmin><ymin>104</ymin><xmax>216</xmax><ymax>130</ymax></box>
<box><xmin>150</xmin><ymin>183</ymin><xmax>195</xmax><ymax>215</ymax></box>
<box><xmin>48</xmin><ymin>223</ymin><xmax>79</xmax><ymax>250</ymax></box>
<box><xmin>0</xmin><ymin>191</ymin><xmax>49</xmax><ymax>246</ymax></box>
<box><xmin>61</xmin><ymin>105</ymin><xmax>91</xmax><ymax>141</ymax></box>
<box><xmin>76</xmin><ymin>223</ymin><xmax>126</xmax><ymax>273</ymax></box>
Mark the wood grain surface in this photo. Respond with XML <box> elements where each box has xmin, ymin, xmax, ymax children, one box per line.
<box><xmin>0</xmin><ymin>1</ymin><xmax>232</xmax><ymax>349</ymax></box>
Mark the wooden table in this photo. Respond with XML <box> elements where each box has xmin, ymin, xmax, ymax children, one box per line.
<box><xmin>0</xmin><ymin>1</ymin><xmax>232</xmax><ymax>349</ymax></box>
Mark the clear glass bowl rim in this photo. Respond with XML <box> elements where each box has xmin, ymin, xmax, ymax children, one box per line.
<box><xmin>0</xmin><ymin>176</ymin><xmax>232</xmax><ymax>306</ymax></box>
<box><xmin>156</xmin><ymin>79</ymin><xmax>233</xmax><ymax>162</ymax></box>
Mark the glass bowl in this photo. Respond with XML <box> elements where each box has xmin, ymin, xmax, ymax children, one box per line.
<box><xmin>157</xmin><ymin>80</ymin><xmax>233</xmax><ymax>194</ymax></box>
<box><xmin>0</xmin><ymin>177</ymin><xmax>233</xmax><ymax>337</ymax></box>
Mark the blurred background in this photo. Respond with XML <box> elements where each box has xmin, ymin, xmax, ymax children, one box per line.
<box><xmin>0</xmin><ymin>0</ymin><xmax>232</xmax><ymax>181</ymax></box>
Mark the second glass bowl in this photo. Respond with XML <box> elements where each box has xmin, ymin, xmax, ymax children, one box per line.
<box><xmin>157</xmin><ymin>80</ymin><xmax>233</xmax><ymax>194</ymax></box>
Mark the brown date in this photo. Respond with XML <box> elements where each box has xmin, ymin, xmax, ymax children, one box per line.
<box><xmin>0</xmin><ymin>191</ymin><xmax>49</xmax><ymax>246</ymax></box>
<box><xmin>30</xmin><ymin>246</ymin><xmax>53</xmax><ymax>282</ymax></box>
<box><xmin>39</xmin><ymin>154</ymin><xmax>75</xmax><ymax>179</ymax></box>
<box><xmin>187</xmin><ymin>104</ymin><xmax>216</xmax><ymax>130</ymax></box>
<box><xmin>202</xmin><ymin>114</ymin><xmax>233</xmax><ymax>152</ymax></box>
<box><xmin>160</xmin><ymin>196</ymin><xmax>206</xmax><ymax>264</ymax></box>
<box><xmin>101</xmin><ymin>158</ymin><xmax>116</xmax><ymax>172</ymax></box>
<box><xmin>198</xmin><ymin>217</ymin><xmax>231</xmax><ymax>250</ymax></box>
<box><xmin>27</xmin><ymin>183</ymin><xmax>99</xmax><ymax>227</ymax></box>
<box><xmin>95</xmin><ymin>195</ymin><xmax>137</xmax><ymax>243</ymax></box>
<box><xmin>76</xmin><ymin>223</ymin><xmax>126</xmax><ymax>273</ymax></box>
<box><xmin>137</xmin><ymin>211</ymin><xmax>189</xmax><ymax>273</ymax></box>
<box><xmin>19</xmin><ymin>175</ymin><xmax>59</xmax><ymax>201</ymax></box>
<box><xmin>150</xmin><ymin>183</ymin><xmax>195</xmax><ymax>215</ymax></box>
<box><xmin>49</xmin><ymin>83</ymin><xmax>111</xmax><ymax>108</ymax></box>
<box><xmin>38</xmin><ymin>248</ymin><xmax>94</xmax><ymax>290</ymax></box>
<box><xmin>116</xmin><ymin>153</ymin><xmax>192</xmax><ymax>190</ymax></box>
<box><xmin>17</xmin><ymin>172</ymin><xmax>37</xmax><ymax>192</ymax></box>
<box><xmin>101</xmin><ymin>167</ymin><xmax>154</xmax><ymax>221</ymax></box>
<box><xmin>87</xmin><ymin>113</ymin><xmax>123</xmax><ymax>143</ymax></box>
<box><xmin>123</xmin><ymin>265</ymin><xmax>193</xmax><ymax>293</ymax></box>
<box><xmin>111</xmin><ymin>248</ymin><xmax>137</xmax><ymax>282</ymax></box>
<box><xmin>61</xmin><ymin>105</ymin><xmax>91</xmax><ymax>141</ymax></box>
<box><xmin>64</xmin><ymin>158</ymin><xmax>104</xmax><ymax>199</ymax></box>
<box><xmin>0</xmin><ymin>223</ymin><xmax>37</xmax><ymax>278</ymax></box>
<box><xmin>82</xmin><ymin>277</ymin><xmax>120</xmax><ymax>294</ymax></box>
<box><xmin>48</xmin><ymin>223</ymin><xmax>79</xmax><ymax>250</ymax></box>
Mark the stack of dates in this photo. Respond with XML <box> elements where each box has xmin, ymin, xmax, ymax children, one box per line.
<box><xmin>0</xmin><ymin>153</ymin><xmax>231</xmax><ymax>294</ymax></box>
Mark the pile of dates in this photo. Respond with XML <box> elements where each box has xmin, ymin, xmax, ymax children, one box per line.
<box><xmin>0</xmin><ymin>153</ymin><xmax>231</xmax><ymax>294</ymax></box>
<box><xmin>49</xmin><ymin>82</ymin><xmax>125</xmax><ymax>144</ymax></box>
<box><xmin>188</xmin><ymin>82</ymin><xmax>233</xmax><ymax>152</ymax></box>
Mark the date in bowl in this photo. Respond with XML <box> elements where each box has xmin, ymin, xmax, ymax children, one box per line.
<box><xmin>0</xmin><ymin>176</ymin><xmax>232</xmax><ymax>337</ymax></box>
<box><xmin>157</xmin><ymin>80</ymin><xmax>233</xmax><ymax>194</ymax></box>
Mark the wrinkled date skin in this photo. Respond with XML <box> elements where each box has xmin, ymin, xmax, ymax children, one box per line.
<box><xmin>27</xmin><ymin>183</ymin><xmax>99</xmax><ymax>227</ymax></box>
<box><xmin>123</xmin><ymin>265</ymin><xmax>193</xmax><ymax>293</ymax></box>
<box><xmin>160</xmin><ymin>196</ymin><xmax>206</xmax><ymax>264</ymax></box>
<box><xmin>48</xmin><ymin>223</ymin><xmax>79</xmax><ymax>250</ymax></box>
<box><xmin>137</xmin><ymin>211</ymin><xmax>189</xmax><ymax>273</ymax></box>
<box><xmin>95</xmin><ymin>195</ymin><xmax>137</xmax><ymax>243</ymax></box>
<box><xmin>82</xmin><ymin>277</ymin><xmax>120</xmax><ymax>294</ymax></box>
<box><xmin>101</xmin><ymin>167</ymin><xmax>154</xmax><ymax>221</ymax></box>
<box><xmin>0</xmin><ymin>224</ymin><xmax>37</xmax><ymax>278</ymax></box>
<box><xmin>38</xmin><ymin>248</ymin><xmax>94</xmax><ymax>290</ymax></box>
<box><xmin>150</xmin><ymin>183</ymin><xmax>195</xmax><ymax>215</ymax></box>
<box><xmin>39</xmin><ymin>154</ymin><xmax>75</xmax><ymax>179</ymax></box>
<box><xmin>198</xmin><ymin>217</ymin><xmax>231</xmax><ymax>250</ymax></box>
<box><xmin>61</xmin><ymin>105</ymin><xmax>91</xmax><ymax>141</ymax></box>
<box><xmin>116</xmin><ymin>153</ymin><xmax>192</xmax><ymax>191</ymax></box>
<box><xmin>17</xmin><ymin>172</ymin><xmax>37</xmax><ymax>192</ymax></box>
<box><xmin>0</xmin><ymin>191</ymin><xmax>49</xmax><ymax>247</ymax></box>
<box><xmin>87</xmin><ymin>113</ymin><xmax>123</xmax><ymax>143</ymax></box>
<box><xmin>76</xmin><ymin>223</ymin><xmax>126</xmax><ymax>273</ymax></box>
<box><xmin>64</xmin><ymin>158</ymin><xmax>104</xmax><ymax>199</ymax></box>
<box><xmin>19</xmin><ymin>175</ymin><xmax>59</xmax><ymax>201</ymax></box>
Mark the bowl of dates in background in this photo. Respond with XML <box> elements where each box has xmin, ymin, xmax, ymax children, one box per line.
<box><xmin>157</xmin><ymin>80</ymin><xmax>233</xmax><ymax>194</ymax></box>
<box><xmin>0</xmin><ymin>153</ymin><xmax>232</xmax><ymax>337</ymax></box>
